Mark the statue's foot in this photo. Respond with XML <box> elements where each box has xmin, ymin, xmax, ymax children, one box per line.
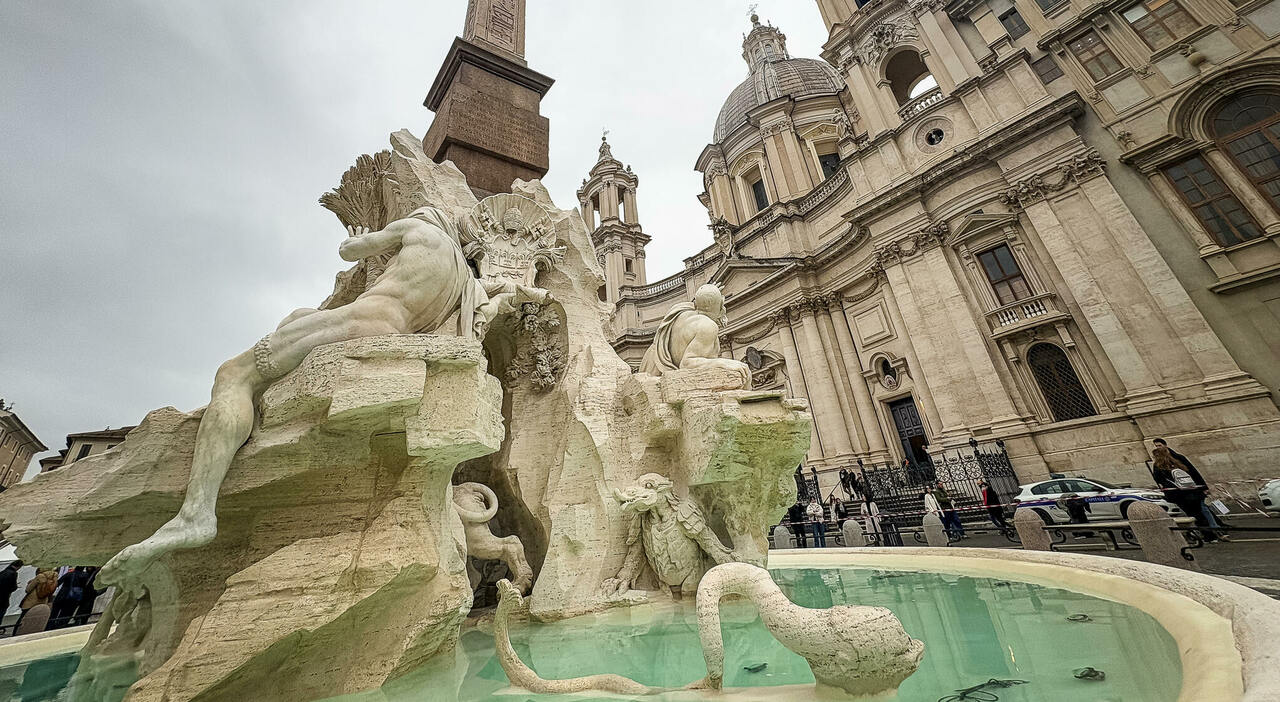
<box><xmin>99</xmin><ymin>512</ymin><xmax>216</xmax><ymax>587</ymax></box>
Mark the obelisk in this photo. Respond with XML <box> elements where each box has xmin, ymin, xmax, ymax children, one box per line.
<box><xmin>423</xmin><ymin>0</ymin><xmax>554</xmax><ymax>198</ymax></box>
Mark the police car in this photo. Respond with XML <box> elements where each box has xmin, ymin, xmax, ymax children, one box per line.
<box><xmin>1261</xmin><ymin>479</ymin><xmax>1280</xmax><ymax>515</ymax></box>
<box><xmin>1012</xmin><ymin>476</ymin><xmax>1180</xmax><ymax>524</ymax></box>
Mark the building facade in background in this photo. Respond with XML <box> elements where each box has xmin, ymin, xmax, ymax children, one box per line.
<box><xmin>38</xmin><ymin>426</ymin><xmax>134</xmax><ymax>474</ymax></box>
<box><xmin>0</xmin><ymin>404</ymin><xmax>46</xmax><ymax>489</ymax></box>
<box><xmin>595</xmin><ymin>2</ymin><xmax>1280</xmax><ymax>491</ymax></box>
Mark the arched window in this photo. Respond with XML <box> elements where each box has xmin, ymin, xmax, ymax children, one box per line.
<box><xmin>1209</xmin><ymin>91</ymin><xmax>1280</xmax><ymax>214</ymax></box>
<box><xmin>1026</xmin><ymin>344</ymin><xmax>1096</xmax><ymax>422</ymax></box>
<box><xmin>884</xmin><ymin>51</ymin><xmax>935</xmax><ymax>106</ymax></box>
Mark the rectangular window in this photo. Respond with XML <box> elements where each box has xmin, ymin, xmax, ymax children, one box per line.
<box><xmin>1032</xmin><ymin>55</ymin><xmax>1064</xmax><ymax>84</ymax></box>
<box><xmin>818</xmin><ymin>152</ymin><xmax>841</xmax><ymax>180</ymax></box>
<box><xmin>1034</xmin><ymin>0</ymin><xmax>1064</xmax><ymax>10</ymax></box>
<box><xmin>977</xmin><ymin>244</ymin><xmax>1033</xmax><ymax>306</ymax></box>
<box><xmin>74</xmin><ymin>443</ymin><xmax>92</xmax><ymax>461</ymax></box>
<box><xmin>624</xmin><ymin>258</ymin><xmax>633</xmax><ymax>274</ymax></box>
<box><xmin>1163</xmin><ymin>155</ymin><xmax>1263</xmax><ymax>247</ymax></box>
<box><xmin>1122</xmin><ymin>0</ymin><xmax>1198</xmax><ymax>50</ymax></box>
<box><xmin>1068</xmin><ymin>31</ymin><xmax>1123</xmax><ymax>81</ymax></box>
<box><xmin>750</xmin><ymin>177</ymin><xmax>769</xmax><ymax>212</ymax></box>
<box><xmin>999</xmin><ymin>8</ymin><xmax>1030</xmax><ymax>39</ymax></box>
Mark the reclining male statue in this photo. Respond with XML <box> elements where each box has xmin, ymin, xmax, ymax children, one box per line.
<box><xmin>99</xmin><ymin>206</ymin><xmax>549</xmax><ymax>589</ymax></box>
<box><xmin>638</xmin><ymin>283</ymin><xmax>750</xmax><ymax>388</ymax></box>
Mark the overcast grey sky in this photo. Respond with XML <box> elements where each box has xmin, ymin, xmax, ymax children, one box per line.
<box><xmin>0</xmin><ymin>1</ymin><xmax>829</xmax><ymax>472</ymax></box>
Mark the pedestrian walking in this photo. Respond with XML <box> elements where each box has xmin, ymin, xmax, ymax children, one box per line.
<box><xmin>806</xmin><ymin>498</ymin><xmax>827</xmax><ymax>547</ymax></box>
<box><xmin>1152</xmin><ymin>446</ymin><xmax>1220</xmax><ymax>542</ymax></box>
<box><xmin>49</xmin><ymin>567</ymin><xmax>92</xmax><ymax>630</ymax></box>
<box><xmin>979</xmin><ymin>481</ymin><xmax>1007</xmax><ymax>529</ymax></box>
<box><xmin>933</xmin><ymin>482</ymin><xmax>965</xmax><ymax>540</ymax></box>
<box><xmin>1153</xmin><ymin>438</ymin><xmax>1227</xmax><ymax>538</ymax></box>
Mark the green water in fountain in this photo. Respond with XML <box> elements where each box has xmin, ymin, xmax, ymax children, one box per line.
<box><xmin>0</xmin><ymin>569</ymin><xmax>1183</xmax><ymax>702</ymax></box>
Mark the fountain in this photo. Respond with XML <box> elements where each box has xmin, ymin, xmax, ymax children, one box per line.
<box><xmin>0</xmin><ymin>130</ymin><xmax>1275</xmax><ymax>702</ymax></box>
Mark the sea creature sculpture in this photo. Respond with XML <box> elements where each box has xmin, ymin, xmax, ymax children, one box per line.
<box><xmin>493</xmin><ymin>579</ymin><xmax>654</xmax><ymax>695</ymax></box>
<box><xmin>453</xmin><ymin>482</ymin><xmax>534</xmax><ymax>594</ymax></box>
<box><xmin>602</xmin><ymin>473</ymin><xmax>737</xmax><ymax>599</ymax></box>
<box><xmin>695</xmin><ymin>562</ymin><xmax>924</xmax><ymax>696</ymax></box>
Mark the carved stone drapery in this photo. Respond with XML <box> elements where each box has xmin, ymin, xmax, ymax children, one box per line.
<box><xmin>871</xmin><ymin>219</ymin><xmax>949</xmax><ymax>268</ymax></box>
<box><xmin>999</xmin><ymin>149</ymin><xmax>1107</xmax><ymax>212</ymax></box>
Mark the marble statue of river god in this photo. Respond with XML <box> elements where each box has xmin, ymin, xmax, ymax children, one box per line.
<box><xmin>99</xmin><ymin>206</ymin><xmax>549</xmax><ymax>592</ymax></box>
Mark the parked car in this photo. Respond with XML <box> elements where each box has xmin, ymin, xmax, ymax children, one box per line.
<box><xmin>1260</xmin><ymin>479</ymin><xmax>1280</xmax><ymax>515</ymax></box>
<box><xmin>1012</xmin><ymin>477</ymin><xmax>1181</xmax><ymax>524</ymax></box>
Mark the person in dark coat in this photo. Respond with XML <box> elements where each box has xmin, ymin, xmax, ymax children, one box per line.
<box><xmin>48</xmin><ymin>567</ymin><xmax>92</xmax><ymax>630</ymax></box>
<box><xmin>787</xmin><ymin>501</ymin><xmax>808</xmax><ymax>548</ymax></box>
<box><xmin>1152</xmin><ymin>446</ymin><xmax>1219</xmax><ymax>542</ymax></box>
<box><xmin>0</xmin><ymin>561</ymin><xmax>21</xmax><ymax>632</ymax></box>
<box><xmin>979</xmin><ymin>481</ymin><xmax>1007</xmax><ymax>529</ymax></box>
<box><xmin>1153</xmin><ymin>438</ymin><xmax>1226</xmax><ymax>536</ymax></box>
<box><xmin>71</xmin><ymin>567</ymin><xmax>106</xmax><ymax>627</ymax></box>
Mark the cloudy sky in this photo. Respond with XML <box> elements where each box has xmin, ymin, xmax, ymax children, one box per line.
<box><xmin>0</xmin><ymin>0</ymin><xmax>830</xmax><ymax>472</ymax></box>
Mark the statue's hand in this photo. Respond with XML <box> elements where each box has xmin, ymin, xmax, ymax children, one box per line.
<box><xmin>345</xmin><ymin>225</ymin><xmax>371</xmax><ymax>238</ymax></box>
<box><xmin>601</xmin><ymin>577</ymin><xmax>633</xmax><ymax>597</ymax></box>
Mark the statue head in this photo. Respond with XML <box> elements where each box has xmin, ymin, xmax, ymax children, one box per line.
<box><xmin>693</xmin><ymin>284</ymin><xmax>728</xmax><ymax>326</ymax></box>
<box><xmin>612</xmin><ymin>473</ymin><xmax>674</xmax><ymax>514</ymax></box>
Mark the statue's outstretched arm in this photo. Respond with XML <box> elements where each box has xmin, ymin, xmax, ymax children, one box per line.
<box><xmin>339</xmin><ymin>221</ymin><xmax>412</xmax><ymax>261</ymax></box>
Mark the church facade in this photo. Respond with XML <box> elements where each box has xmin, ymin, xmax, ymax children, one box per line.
<box><xmin>584</xmin><ymin>0</ymin><xmax>1280</xmax><ymax>490</ymax></box>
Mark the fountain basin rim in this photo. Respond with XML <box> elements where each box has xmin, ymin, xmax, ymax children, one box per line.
<box><xmin>770</xmin><ymin>547</ymin><xmax>1278</xmax><ymax>702</ymax></box>
<box><xmin>0</xmin><ymin>623</ymin><xmax>92</xmax><ymax>667</ymax></box>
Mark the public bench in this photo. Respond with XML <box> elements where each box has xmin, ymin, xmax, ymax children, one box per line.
<box><xmin>1044</xmin><ymin>517</ymin><xmax>1197</xmax><ymax>551</ymax></box>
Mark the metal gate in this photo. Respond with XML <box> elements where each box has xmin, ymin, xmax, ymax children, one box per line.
<box><xmin>858</xmin><ymin>441</ymin><xmax>1019</xmax><ymax>530</ymax></box>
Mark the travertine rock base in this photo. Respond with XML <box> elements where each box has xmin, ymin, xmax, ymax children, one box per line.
<box><xmin>0</xmin><ymin>336</ymin><xmax>502</xmax><ymax>702</ymax></box>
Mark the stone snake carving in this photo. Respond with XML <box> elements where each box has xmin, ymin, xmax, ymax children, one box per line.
<box><xmin>493</xmin><ymin>579</ymin><xmax>654</xmax><ymax>695</ymax></box>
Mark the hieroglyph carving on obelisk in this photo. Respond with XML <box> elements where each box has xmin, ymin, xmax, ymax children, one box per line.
<box><xmin>464</xmin><ymin>0</ymin><xmax>525</xmax><ymax>60</ymax></box>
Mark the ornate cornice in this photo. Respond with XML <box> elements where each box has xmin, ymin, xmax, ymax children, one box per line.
<box><xmin>872</xmin><ymin>219</ymin><xmax>949</xmax><ymax>268</ymax></box>
<box><xmin>998</xmin><ymin>149</ymin><xmax>1106</xmax><ymax>211</ymax></box>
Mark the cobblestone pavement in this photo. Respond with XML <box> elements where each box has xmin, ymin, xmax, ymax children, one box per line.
<box><xmin>947</xmin><ymin>513</ymin><xmax>1280</xmax><ymax>596</ymax></box>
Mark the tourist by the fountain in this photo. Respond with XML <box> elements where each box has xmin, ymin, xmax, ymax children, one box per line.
<box><xmin>1153</xmin><ymin>438</ymin><xmax>1228</xmax><ymax>538</ymax></box>
<box><xmin>48</xmin><ymin>566</ymin><xmax>93</xmax><ymax>630</ymax></box>
<box><xmin>70</xmin><ymin>568</ymin><xmax>106</xmax><ymax>627</ymax></box>
<box><xmin>13</xmin><ymin>567</ymin><xmax>55</xmax><ymax>635</ymax></box>
<box><xmin>805</xmin><ymin>498</ymin><xmax>827</xmax><ymax>547</ymax></box>
<box><xmin>927</xmin><ymin>484</ymin><xmax>965</xmax><ymax>540</ymax></box>
<box><xmin>829</xmin><ymin>494</ymin><xmax>848</xmax><ymax>528</ymax></box>
<box><xmin>1152</xmin><ymin>447</ymin><xmax>1221</xmax><ymax>543</ymax></box>
<box><xmin>979</xmin><ymin>481</ymin><xmax>1007</xmax><ymax>529</ymax></box>
<box><xmin>787</xmin><ymin>501</ymin><xmax>808</xmax><ymax>548</ymax></box>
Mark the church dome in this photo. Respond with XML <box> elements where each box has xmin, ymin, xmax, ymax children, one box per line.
<box><xmin>714</xmin><ymin>57</ymin><xmax>844</xmax><ymax>142</ymax></box>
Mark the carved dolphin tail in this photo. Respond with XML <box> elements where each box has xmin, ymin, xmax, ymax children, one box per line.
<box><xmin>696</xmin><ymin>562</ymin><xmax>924</xmax><ymax>696</ymax></box>
<box><xmin>492</xmin><ymin>579</ymin><xmax>654</xmax><ymax>696</ymax></box>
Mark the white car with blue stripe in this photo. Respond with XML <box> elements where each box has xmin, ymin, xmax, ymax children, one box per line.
<box><xmin>1012</xmin><ymin>477</ymin><xmax>1181</xmax><ymax>524</ymax></box>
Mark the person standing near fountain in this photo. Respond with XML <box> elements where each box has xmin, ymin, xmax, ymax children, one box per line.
<box><xmin>97</xmin><ymin>207</ymin><xmax>527</xmax><ymax>590</ymax></box>
<box><xmin>805</xmin><ymin>498</ymin><xmax>827</xmax><ymax>547</ymax></box>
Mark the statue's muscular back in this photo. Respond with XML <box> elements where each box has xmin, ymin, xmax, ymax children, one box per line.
<box><xmin>352</xmin><ymin>219</ymin><xmax>470</xmax><ymax>334</ymax></box>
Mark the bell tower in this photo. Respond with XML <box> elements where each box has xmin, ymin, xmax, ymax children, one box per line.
<box><xmin>578</xmin><ymin>134</ymin><xmax>649</xmax><ymax>305</ymax></box>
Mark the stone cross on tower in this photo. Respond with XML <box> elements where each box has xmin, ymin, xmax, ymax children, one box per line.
<box><xmin>463</xmin><ymin>0</ymin><xmax>525</xmax><ymax>63</ymax></box>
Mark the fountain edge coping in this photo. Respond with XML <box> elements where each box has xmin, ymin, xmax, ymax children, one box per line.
<box><xmin>769</xmin><ymin>547</ymin><xmax>1280</xmax><ymax>702</ymax></box>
